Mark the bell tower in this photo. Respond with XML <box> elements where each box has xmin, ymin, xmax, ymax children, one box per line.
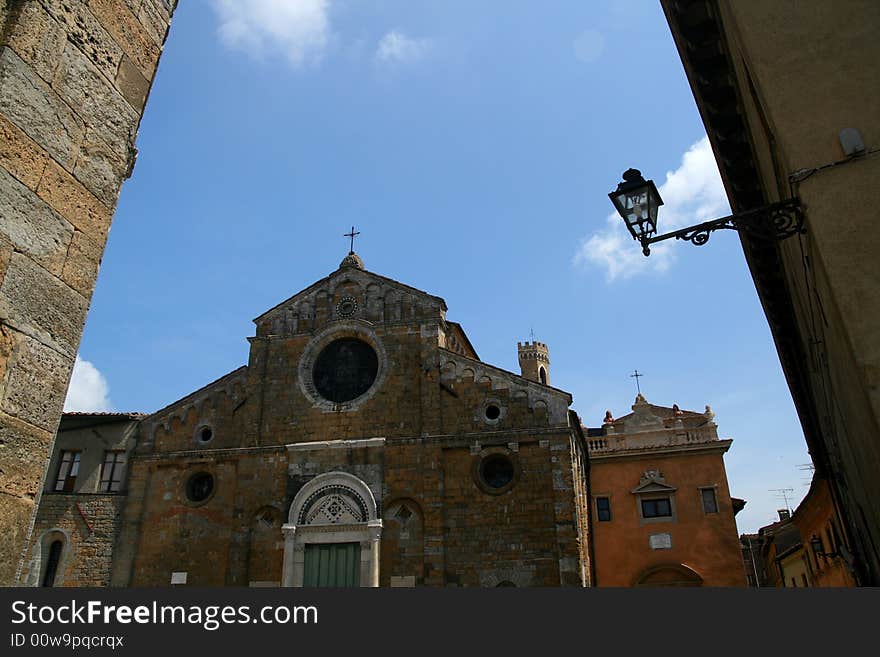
<box><xmin>518</xmin><ymin>341</ymin><xmax>550</xmax><ymax>386</ymax></box>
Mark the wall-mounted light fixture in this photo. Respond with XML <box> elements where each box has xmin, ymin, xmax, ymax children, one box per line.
<box><xmin>608</xmin><ymin>168</ymin><xmax>805</xmax><ymax>256</ymax></box>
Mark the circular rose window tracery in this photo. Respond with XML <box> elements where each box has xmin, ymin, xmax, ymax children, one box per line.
<box><xmin>312</xmin><ymin>338</ymin><xmax>379</xmax><ymax>403</ymax></box>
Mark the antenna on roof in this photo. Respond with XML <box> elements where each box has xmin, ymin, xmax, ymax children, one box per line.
<box><xmin>797</xmin><ymin>463</ymin><xmax>815</xmax><ymax>487</ymax></box>
<box><xmin>769</xmin><ymin>487</ymin><xmax>795</xmax><ymax>515</ymax></box>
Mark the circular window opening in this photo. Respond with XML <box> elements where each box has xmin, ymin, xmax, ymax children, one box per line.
<box><xmin>485</xmin><ymin>404</ymin><xmax>501</xmax><ymax>421</ymax></box>
<box><xmin>336</xmin><ymin>297</ymin><xmax>358</xmax><ymax>317</ymax></box>
<box><xmin>480</xmin><ymin>454</ymin><xmax>515</xmax><ymax>490</ymax></box>
<box><xmin>186</xmin><ymin>472</ymin><xmax>214</xmax><ymax>503</ymax></box>
<box><xmin>197</xmin><ymin>426</ymin><xmax>213</xmax><ymax>443</ymax></box>
<box><xmin>313</xmin><ymin>338</ymin><xmax>379</xmax><ymax>403</ymax></box>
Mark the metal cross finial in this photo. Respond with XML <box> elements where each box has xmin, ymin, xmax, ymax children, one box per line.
<box><xmin>530</xmin><ymin>327</ymin><xmax>535</xmax><ymax>342</ymax></box>
<box><xmin>344</xmin><ymin>226</ymin><xmax>361</xmax><ymax>254</ymax></box>
<box><xmin>630</xmin><ymin>369</ymin><xmax>644</xmax><ymax>394</ymax></box>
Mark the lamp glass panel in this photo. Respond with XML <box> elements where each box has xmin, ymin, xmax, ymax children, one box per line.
<box><xmin>626</xmin><ymin>190</ymin><xmax>650</xmax><ymax>237</ymax></box>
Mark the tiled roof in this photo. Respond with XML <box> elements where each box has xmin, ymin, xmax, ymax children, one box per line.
<box><xmin>63</xmin><ymin>411</ymin><xmax>146</xmax><ymax>418</ymax></box>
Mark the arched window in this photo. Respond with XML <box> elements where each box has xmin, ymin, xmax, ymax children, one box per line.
<box><xmin>42</xmin><ymin>540</ymin><xmax>63</xmax><ymax>587</ymax></box>
<box><xmin>539</xmin><ymin>367</ymin><xmax>547</xmax><ymax>385</ymax></box>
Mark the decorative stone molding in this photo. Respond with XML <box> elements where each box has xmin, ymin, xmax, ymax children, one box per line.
<box><xmin>479</xmin><ymin>398</ymin><xmax>506</xmax><ymax>426</ymax></box>
<box><xmin>472</xmin><ymin>446</ymin><xmax>520</xmax><ymax>496</ymax></box>
<box><xmin>438</xmin><ymin>351</ymin><xmax>571</xmax><ymax>425</ymax></box>
<box><xmin>479</xmin><ymin>564</ymin><xmax>536</xmax><ymax>587</ymax></box>
<box><xmin>148</xmin><ymin>367</ymin><xmax>247</xmax><ymax>436</ymax></box>
<box><xmin>623</xmin><ymin>394</ymin><xmax>664</xmax><ymax>434</ymax></box>
<box><xmin>297</xmin><ymin>321</ymin><xmax>389</xmax><ymax>413</ymax></box>
<box><xmin>632</xmin><ymin>471</ymin><xmax>678</xmax><ymax>526</ymax></box>
<box><xmin>254</xmin><ymin>266</ymin><xmax>446</xmax><ymax>338</ymax></box>
<box><xmin>286</xmin><ymin>437</ymin><xmax>385</xmax><ymax>454</ymax></box>
<box><xmin>21</xmin><ymin>528</ymin><xmax>72</xmax><ymax>587</ymax></box>
<box><xmin>282</xmin><ymin>472</ymin><xmax>382</xmax><ymax>587</ymax></box>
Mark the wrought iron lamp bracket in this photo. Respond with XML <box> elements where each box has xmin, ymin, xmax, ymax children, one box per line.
<box><xmin>638</xmin><ymin>198</ymin><xmax>804</xmax><ymax>256</ymax></box>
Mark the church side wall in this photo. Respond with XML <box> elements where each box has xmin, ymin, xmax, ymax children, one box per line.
<box><xmin>0</xmin><ymin>0</ymin><xmax>178</xmax><ymax>585</ymax></box>
<box><xmin>568</xmin><ymin>421</ymin><xmax>592</xmax><ymax>586</ymax></box>
<box><xmin>436</xmin><ymin>433</ymin><xmax>581</xmax><ymax>587</ymax></box>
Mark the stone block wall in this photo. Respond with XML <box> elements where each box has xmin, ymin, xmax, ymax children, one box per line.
<box><xmin>113</xmin><ymin>447</ymin><xmax>290</xmax><ymax>587</ymax></box>
<box><xmin>19</xmin><ymin>413</ymin><xmax>139</xmax><ymax>585</ymax></box>
<box><xmin>0</xmin><ymin>0</ymin><xmax>177</xmax><ymax>585</ymax></box>
<box><xmin>18</xmin><ymin>493</ymin><xmax>126</xmax><ymax>586</ymax></box>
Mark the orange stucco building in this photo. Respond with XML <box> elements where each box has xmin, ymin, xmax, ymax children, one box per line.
<box><xmin>792</xmin><ymin>477</ymin><xmax>856</xmax><ymax>587</ymax></box>
<box><xmin>586</xmin><ymin>395</ymin><xmax>746</xmax><ymax>586</ymax></box>
<box><xmin>754</xmin><ymin>476</ymin><xmax>857</xmax><ymax>588</ymax></box>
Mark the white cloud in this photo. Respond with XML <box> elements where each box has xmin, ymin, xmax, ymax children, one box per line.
<box><xmin>64</xmin><ymin>355</ymin><xmax>112</xmax><ymax>413</ymax></box>
<box><xmin>573</xmin><ymin>29</ymin><xmax>605</xmax><ymax>63</ymax></box>
<box><xmin>212</xmin><ymin>0</ymin><xmax>331</xmax><ymax>68</ymax></box>
<box><xmin>375</xmin><ymin>30</ymin><xmax>432</xmax><ymax>65</ymax></box>
<box><xmin>574</xmin><ymin>136</ymin><xmax>730</xmax><ymax>281</ymax></box>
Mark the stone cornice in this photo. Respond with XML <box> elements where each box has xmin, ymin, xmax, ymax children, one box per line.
<box><xmin>136</xmin><ymin>444</ymin><xmax>286</xmax><ymax>462</ymax></box>
<box><xmin>286</xmin><ymin>437</ymin><xmax>386</xmax><ymax>452</ymax></box>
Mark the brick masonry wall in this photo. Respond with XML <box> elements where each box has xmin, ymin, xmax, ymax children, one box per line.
<box><xmin>0</xmin><ymin>0</ymin><xmax>177</xmax><ymax>585</ymax></box>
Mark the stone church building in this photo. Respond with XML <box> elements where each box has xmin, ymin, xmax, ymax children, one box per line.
<box><xmin>20</xmin><ymin>251</ymin><xmax>752</xmax><ymax>588</ymax></box>
<box><xmin>72</xmin><ymin>251</ymin><xmax>592</xmax><ymax>587</ymax></box>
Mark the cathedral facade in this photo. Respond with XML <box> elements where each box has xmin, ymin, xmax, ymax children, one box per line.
<box><xmin>91</xmin><ymin>252</ymin><xmax>592</xmax><ymax>587</ymax></box>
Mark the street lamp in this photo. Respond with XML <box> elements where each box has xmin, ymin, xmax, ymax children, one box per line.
<box><xmin>608</xmin><ymin>168</ymin><xmax>805</xmax><ymax>256</ymax></box>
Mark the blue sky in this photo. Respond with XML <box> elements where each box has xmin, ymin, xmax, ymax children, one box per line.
<box><xmin>66</xmin><ymin>0</ymin><xmax>811</xmax><ymax>533</ymax></box>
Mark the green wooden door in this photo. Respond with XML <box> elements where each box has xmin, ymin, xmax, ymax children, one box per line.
<box><xmin>303</xmin><ymin>543</ymin><xmax>360</xmax><ymax>587</ymax></box>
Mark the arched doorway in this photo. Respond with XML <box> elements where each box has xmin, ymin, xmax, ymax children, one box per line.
<box><xmin>282</xmin><ymin>472</ymin><xmax>382</xmax><ymax>587</ymax></box>
<box><xmin>633</xmin><ymin>564</ymin><xmax>703</xmax><ymax>587</ymax></box>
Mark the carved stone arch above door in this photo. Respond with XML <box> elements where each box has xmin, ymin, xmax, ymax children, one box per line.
<box><xmin>282</xmin><ymin>472</ymin><xmax>382</xmax><ymax>587</ymax></box>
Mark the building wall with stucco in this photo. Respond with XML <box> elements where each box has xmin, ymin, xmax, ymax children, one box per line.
<box><xmin>662</xmin><ymin>0</ymin><xmax>880</xmax><ymax>585</ymax></box>
<box><xmin>587</xmin><ymin>396</ymin><xmax>746</xmax><ymax>587</ymax></box>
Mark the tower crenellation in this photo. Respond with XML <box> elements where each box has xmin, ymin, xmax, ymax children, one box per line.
<box><xmin>518</xmin><ymin>341</ymin><xmax>550</xmax><ymax>385</ymax></box>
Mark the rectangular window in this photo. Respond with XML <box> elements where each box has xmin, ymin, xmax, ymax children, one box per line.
<box><xmin>641</xmin><ymin>497</ymin><xmax>672</xmax><ymax>518</ymax></box>
<box><xmin>99</xmin><ymin>451</ymin><xmax>127</xmax><ymax>492</ymax></box>
<box><xmin>53</xmin><ymin>451</ymin><xmax>81</xmax><ymax>492</ymax></box>
<box><xmin>701</xmin><ymin>487</ymin><xmax>719</xmax><ymax>514</ymax></box>
<box><xmin>596</xmin><ymin>497</ymin><xmax>611</xmax><ymax>522</ymax></box>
